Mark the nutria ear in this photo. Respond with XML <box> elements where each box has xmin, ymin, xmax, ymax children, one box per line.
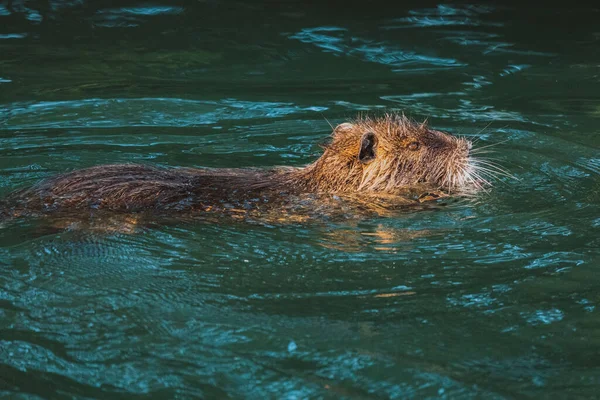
<box><xmin>333</xmin><ymin>122</ymin><xmax>354</xmax><ymax>134</ymax></box>
<box><xmin>358</xmin><ymin>132</ymin><xmax>377</xmax><ymax>164</ymax></box>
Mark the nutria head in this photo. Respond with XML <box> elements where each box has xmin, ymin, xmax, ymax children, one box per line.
<box><xmin>295</xmin><ymin>114</ymin><xmax>476</xmax><ymax>194</ymax></box>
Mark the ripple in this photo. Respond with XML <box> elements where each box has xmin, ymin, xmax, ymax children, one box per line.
<box><xmin>524</xmin><ymin>255</ymin><xmax>581</xmax><ymax>271</ymax></box>
<box><xmin>0</xmin><ymin>98</ymin><xmax>328</xmax><ymax>130</ymax></box>
<box><xmin>388</xmin><ymin>6</ymin><xmax>556</xmax><ymax>59</ymax></box>
<box><xmin>116</xmin><ymin>6</ymin><xmax>184</xmax><ymax>16</ymax></box>
<box><xmin>499</xmin><ymin>64</ymin><xmax>531</xmax><ymax>77</ymax></box>
<box><xmin>384</xmin><ymin>4</ymin><xmax>500</xmax><ymax>29</ymax></box>
<box><xmin>576</xmin><ymin>157</ymin><xmax>600</xmax><ymax>175</ymax></box>
<box><xmin>380</xmin><ymin>94</ymin><xmax>541</xmax><ymax>125</ymax></box>
<box><xmin>447</xmin><ymin>291</ymin><xmax>500</xmax><ymax>310</ymax></box>
<box><xmin>482</xmin><ymin>43</ymin><xmax>556</xmax><ymax>57</ymax></box>
<box><xmin>0</xmin><ymin>33</ymin><xmax>27</xmax><ymax>39</ymax></box>
<box><xmin>522</xmin><ymin>309</ymin><xmax>564</xmax><ymax>326</ymax></box>
<box><xmin>92</xmin><ymin>5</ymin><xmax>184</xmax><ymax>28</ymax></box>
<box><xmin>441</xmin><ymin>31</ymin><xmax>501</xmax><ymax>46</ymax></box>
<box><xmin>289</xmin><ymin>27</ymin><xmax>464</xmax><ymax>71</ymax></box>
<box><xmin>462</xmin><ymin>75</ymin><xmax>492</xmax><ymax>89</ymax></box>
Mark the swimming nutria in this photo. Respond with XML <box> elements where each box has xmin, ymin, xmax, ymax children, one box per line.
<box><xmin>1</xmin><ymin>114</ymin><xmax>481</xmax><ymax>222</ymax></box>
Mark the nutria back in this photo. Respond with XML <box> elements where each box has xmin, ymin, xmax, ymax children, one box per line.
<box><xmin>4</xmin><ymin>164</ymin><xmax>286</xmax><ymax>214</ymax></box>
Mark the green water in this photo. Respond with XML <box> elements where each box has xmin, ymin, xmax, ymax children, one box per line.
<box><xmin>1</xmin><ymin>1</ymin><xmax>600</xmax><ymax>398</ymax></box>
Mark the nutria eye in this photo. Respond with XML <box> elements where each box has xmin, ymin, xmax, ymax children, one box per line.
<box><xmin>408</xmin><ymin>141</ymin><xmax>420</xmax><ymax>151</ymax></box>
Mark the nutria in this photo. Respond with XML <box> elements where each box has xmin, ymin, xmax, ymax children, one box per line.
<box><xmin>0</xmin><ymin>114</ymin><xmax>483</xmax><ymax>223</ymax></box>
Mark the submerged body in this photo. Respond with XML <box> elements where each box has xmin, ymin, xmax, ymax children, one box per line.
<box><xmin>1</xmin><ymin>114</ymin><xmax>481</xmax><ymax>223</ymax></box>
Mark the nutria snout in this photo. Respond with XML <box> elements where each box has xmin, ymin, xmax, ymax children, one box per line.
<box><xmin>1</xmin><ymin>113</ymin><xmax>485</xmax><ymax>218</ymax></box>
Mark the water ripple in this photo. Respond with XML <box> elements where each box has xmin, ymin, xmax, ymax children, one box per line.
<box><xmin>0</xmin><ymin>33</ymin><xmax>27</xmax><ymax>39</ymax></box>
<box><xmin>0</xmin><ymin>98</ymin><xmax>328</xmax><ymax>130</ymax></box>
<box><xmin>385</xmin><ymin>4</ymin><xmax>500</xmax><ymax>29</ymax></box>
<box><xmin>290</xmin><ymin>27</ymin><xmax>464</xmax><ymax>71</ymax></box>
<box><xmin>92</xmin><ymin>5</ymin><xmax>185</xmax><ymax>28</ymax></box>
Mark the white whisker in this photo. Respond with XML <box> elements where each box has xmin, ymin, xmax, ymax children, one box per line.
<box><xmin>471</xmin><ymin>138</ymin><xmax>511</xmax><ymax>152</ymax></box>
<box><xmin>471</xmin><ymin>160</ymin><xmax>519</xmax><ymax>180</ymax></box>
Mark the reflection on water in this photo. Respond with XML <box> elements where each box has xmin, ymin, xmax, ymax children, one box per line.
<box><xmin>1</xmin><ymin>0</ymin><xmax>600</xmax><ymax>398</ymax></box>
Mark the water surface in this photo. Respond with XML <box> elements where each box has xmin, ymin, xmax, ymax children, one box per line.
<box><xmin>1</xmin><ymin>1</ymin><xmax>600</xmax><ymax>398</ymax></box>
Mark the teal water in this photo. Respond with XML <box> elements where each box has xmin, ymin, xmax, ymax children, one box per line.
<box><xmin>1</xmin><ymin>1</ymin><xmax>600</xmax><ymax>398</ymax></box>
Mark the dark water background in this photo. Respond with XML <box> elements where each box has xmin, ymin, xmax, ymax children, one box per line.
<box><xmin>1</xmin><ymin>1</ymin><xmax>600</xmax><ymax>398</ymax></box>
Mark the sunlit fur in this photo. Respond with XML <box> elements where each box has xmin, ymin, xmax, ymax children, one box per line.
<box><xmin>288</xmin><ymin>113</ymin><xmax>474</xmax><ymax>193</ymax></box>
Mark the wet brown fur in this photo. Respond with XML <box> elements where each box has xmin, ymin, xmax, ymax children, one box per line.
<box><xmin>2</xmin><ymin>114</ymin><xmax>473</xmax><ymax>217</ymax></box>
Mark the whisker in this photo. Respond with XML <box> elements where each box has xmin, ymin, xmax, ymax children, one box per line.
<box><xmin>473</xmin><ymin>170</ymin><xmax>512</xmax><ymax>188</ymax></box>
<box><xmin>470</xmin><ymin>164</ymin><xmax>506</xmax><ymax>178</ymax></box>
<box><xmin>473</xmin><ymin>157</ymin><xmax>522</xmax><ymax>172</ymax></box>
<box><xmin>322</xmin><ymin>115</ymin><xmax>334</xmax><ymax>131</ymax></box>
<box><xmin>471</xmin><ymin>138</ymin><xmax>511</xmax><ymax>151</ymax></box>
<box><xmin>471</xmin><ymin>172</ymin><xmax>495</xmax><ymax>188</ymax></box>
<box><xmin>472</xmin><ymin>159</ymin><xmax>511</xmax><ymax>171</ymax></box>
<box><xmin>471</xmin><ymin>166</ymin><xmax>513</xmax><ymax>183</ymax></box>
<box><xmin>464</xmin><ymin>120</ymin><xmax>497</xmax><ymax>148</ymax></box>
<box><xmin>476</xmin><ymin>120</ymin><xmax>494</xmax><ymax>136</ymax></box>
<box><xmin>469</xmin><ymin>149</ymin><xmax>499</xmax><ymax>155</ymax></box>
<box><xmin>453</xmin><ymin>162</ymin><xmax>485</xmax><ymax>194</ymax></box>
<box><xmin>470</xmin><ymin>121</ymin><xmax>494</xmax><ymax>146</ymax></box>
<box><xmin>461</xmin><ymin>167</ymin><xmax>490</xmax><ymax>194</ymax></box>
<box><xmin>467</xmin><ymin>167</ymin><xmax>493</xmax><ymax>187</ymax></box>
<box><xmin>471</xmin><ymin>160</ymin><xmax>519</xmax><ymax>180</ymax></box>
<box><xmin>471</xmin><ymin>159</ymin><xmax>508</xmax><ymax>170</ymax></box>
